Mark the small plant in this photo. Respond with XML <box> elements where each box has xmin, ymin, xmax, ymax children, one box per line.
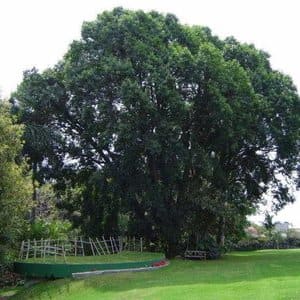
<box><xmin>28</xmin><ymin>218</ymin><xmax>73</xmax><ymax>240</ymax></box>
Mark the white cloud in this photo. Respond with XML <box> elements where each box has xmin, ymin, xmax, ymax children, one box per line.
<box><xmin>249</xmin><ymin>191</ymin><xmax>300</xmax><ymax>228</ymax></box>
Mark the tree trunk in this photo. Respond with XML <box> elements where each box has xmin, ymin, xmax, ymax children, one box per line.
<box><xmin>165</xmin><ymin>239</ymin><xmax>178</xmax><ymax>259</ymax></box>
<box><xmin>217</xmin><ymin>216</ymin><xmax>225</xmax><ymax>247</ymax></box>
<box><xmin>31</xmin><ymin>162</ymin><xmax>38</xmax><ymax>222</ymax></box>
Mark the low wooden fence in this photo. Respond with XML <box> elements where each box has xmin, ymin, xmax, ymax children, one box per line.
<box><xmin>19</xmin><ymin>236</ymin><xmax>144</xmax><ymax>262</ymax></box>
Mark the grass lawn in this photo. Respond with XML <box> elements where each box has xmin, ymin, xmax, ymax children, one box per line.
<box><xmin>0</xmin><ymin>286</ymin><xmax>24</xmax><ymax>298</ymax></box>
<box><xmin>22</xmin><ymin>251</ymin><xmax>164</xmax><ymax>264</ymax></box>
<box><xmin>12</xmin><ymin>249</ymin><xmax>300</xmax><ymax>300</ymax></box>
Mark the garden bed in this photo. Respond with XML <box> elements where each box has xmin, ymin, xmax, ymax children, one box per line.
<box><xmin>14</xmin><ymin>251</ymin><xmax>165</xmax><ymax>278</ymax></box>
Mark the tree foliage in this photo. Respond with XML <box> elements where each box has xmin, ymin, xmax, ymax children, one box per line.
<box><xmin>12</xmin><ymin>8</ymin><xmax>300</xmax><ymax>257</ymax></box>
<box><xmin>0</xmin><ymin>103</ymin><xmax>32</xmax><ymax>262</ymax></box>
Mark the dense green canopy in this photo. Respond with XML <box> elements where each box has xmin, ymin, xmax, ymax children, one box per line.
<box><xmin>0</xmin><ymin>103</ymin><xmax>32</xmax><ymax>262</ymax></box>
<box><xmin>12</xmin><ymin>8</ymin><xmax>300</xmax><ymax>257</ymax></box>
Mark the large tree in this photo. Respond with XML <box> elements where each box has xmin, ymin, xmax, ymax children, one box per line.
<box><xmin>12</xmin><ymin>8</ymin><xmax>300</xmax><ymax>257</ymax></box>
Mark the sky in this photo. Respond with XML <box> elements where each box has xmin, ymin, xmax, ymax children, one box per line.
<box><xmin>1</xmin><ymin>0</ymin><xmax>300</xmax><ymax>226</ymax></box>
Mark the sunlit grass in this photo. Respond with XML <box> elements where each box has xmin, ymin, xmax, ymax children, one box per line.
<box><xmin>14</xmin><ymin>249</ymin><xmax>300</xmax><ymax>300</ymax></box>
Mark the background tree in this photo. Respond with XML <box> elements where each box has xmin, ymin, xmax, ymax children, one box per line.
<box><xmin>12</xmin><ymin>8</ymin><xmax>300</xmax><ymax>257</ymax></box>
<box><xmin>0</xmin><ymin>102</ymin><xmax>32</xmax><ymax>262</ymax></box>
<box><xmin>263</xmin><ymin>212</ymin><xmax>275</xmax><ymax>239</ymax></box>
<box><xmin>10</xmin><ymin>69</ymin><xmax>65</xmax><ymax>221</ymax></box>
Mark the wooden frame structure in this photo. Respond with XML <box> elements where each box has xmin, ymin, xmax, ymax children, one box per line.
<box><xmin>19</xmin><ymin>236</ymin><xmax>144</xmax><ymax>262</ymax></box>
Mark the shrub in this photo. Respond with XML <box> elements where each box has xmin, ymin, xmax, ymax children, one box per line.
<box><xmin>27</xmin><ymin>218</ymin><xmax>73</xmax><ymax>240</ymax></box>
<box><xmin>234</xmin><ymin>237</ymin><xmax>300</xmax><ymax>251</ymax></box>
<box><xmin>197</xmin><ymin>235</ymin><xmax>221</xmax><ymax>259</ymax></box>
